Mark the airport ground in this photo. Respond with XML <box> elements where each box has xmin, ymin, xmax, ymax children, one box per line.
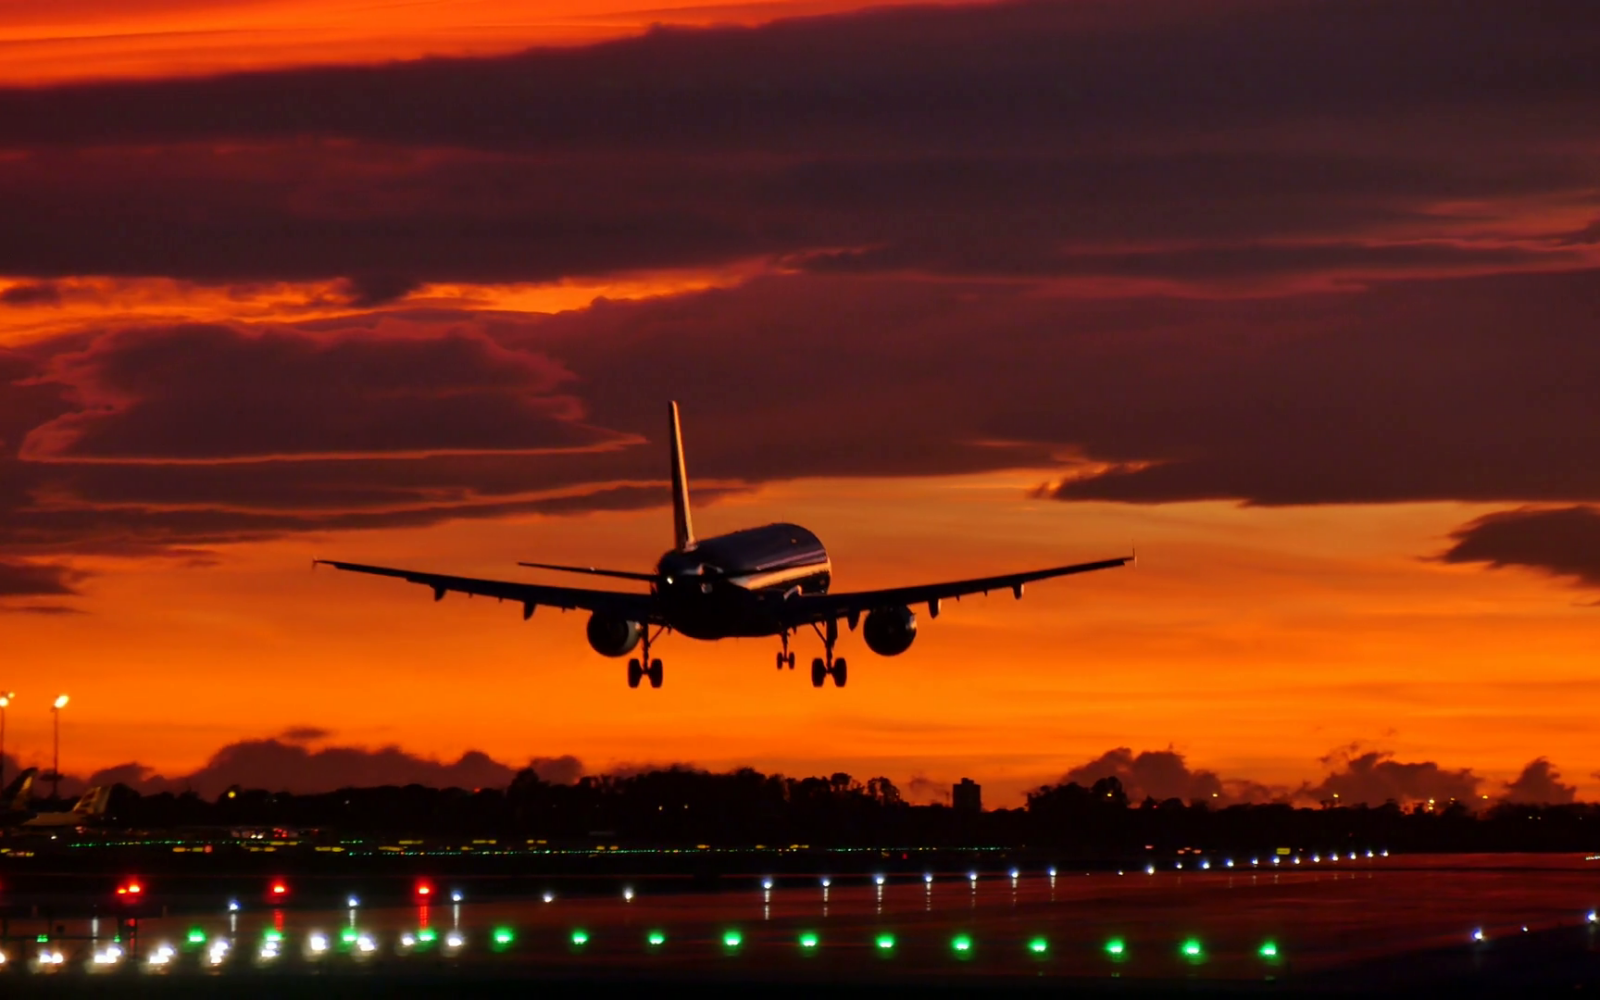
<box><xmin>2</xmin><ymin>851</ymin><xmax>1599</xmax><ymax>996</ymax></box>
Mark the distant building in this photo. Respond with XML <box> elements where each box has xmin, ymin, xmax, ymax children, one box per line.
<box><xmin>953</xmin><ymin>778</ymin><xmax>982</xmax><ymax>813</ymax></box>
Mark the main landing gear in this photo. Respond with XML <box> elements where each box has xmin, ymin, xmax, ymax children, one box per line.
<box><xmin>776</xmin><ymin>631</ymin><xmax>797</xmax><ymax>671</ymax></box>
<box><xmin>807</xmin><ymin>619</ymin><xmax>847</xmax><ymax>688</ymax></box>
<box><xmin>628</xmin><ymin>627</ymin><xmax>667</xmax><ymax>689</ymax></box>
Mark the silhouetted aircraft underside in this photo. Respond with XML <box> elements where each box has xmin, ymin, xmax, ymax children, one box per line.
<box><xmin>318</xmin><ymin>403</ymin><xmax>1131</xmax><ymax>689</ymax></box>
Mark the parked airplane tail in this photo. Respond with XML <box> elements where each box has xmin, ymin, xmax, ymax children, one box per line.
<box><xmin>669</xmin><ymin>401</ymin><xmax>695</xmax><ymax>552</ymax></box>
<box><xmin>71</xmin><ymin>785</ymin><xmax>111</xmax><ymax>816</ymax></box>
<box><xmin>3</xmin><ymin>767</ymin><xmax>37</xmax><ymax>811</ymax></box>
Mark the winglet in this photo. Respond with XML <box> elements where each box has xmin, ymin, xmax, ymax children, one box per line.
<box><xmin>668</xmin><ymin>401</ymin><xmax>695</xmax><ymax>551</ymax></box>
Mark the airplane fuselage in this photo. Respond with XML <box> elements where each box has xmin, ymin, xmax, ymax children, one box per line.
<box><xmin>654</xmin><ymin>522</ymin><xmax>831</xmax><ymax>639</ymax></box>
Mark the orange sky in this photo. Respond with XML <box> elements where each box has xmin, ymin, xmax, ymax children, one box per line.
<box><xmin>0</xmin><ymin>0</ymin><xmax>1596</xmax><ymax>808</ymax></box>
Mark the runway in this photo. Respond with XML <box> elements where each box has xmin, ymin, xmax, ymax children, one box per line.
<box><xmin>4</xmin><ymin>854</ymin><xmax>1599</xmax><ymax>994</ymax></box>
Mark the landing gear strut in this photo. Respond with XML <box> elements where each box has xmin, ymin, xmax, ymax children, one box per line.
<box><xmin>808</xmin><ymin>619</ymin><xmax>847</xmax><ymax>688</ymax></box>
<box><xmin>775</xmin><ymin>631</ymin><xmax>796</xmax><ymax>671</ymax></box>
<box><xmin>628</xmin><ymin>627</ymin><xmax>667</xmax><ymax>688</ymax></box>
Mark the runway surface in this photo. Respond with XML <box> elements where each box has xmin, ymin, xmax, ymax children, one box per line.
<box><xmin>4</xmin><ymin>853</ymin><xmax>1599</xmax><ymax>994</ymax></box>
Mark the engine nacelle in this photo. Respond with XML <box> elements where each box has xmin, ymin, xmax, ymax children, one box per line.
<box><xmin>586</xmin><ymin>613</ymin><xmax>642</xmax><ymax>657</ymax></box>
<box><xmin>862</xmin><ymin>605</ymin><xmax>917</xmax><ymax>656</ymax></box>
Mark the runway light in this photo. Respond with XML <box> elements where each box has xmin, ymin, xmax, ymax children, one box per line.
<box><xmin>623</xmin><ymin>887</ymin><xmax>635</xmax><ymax>901</ymax></box>
<box><xmin>723</xmin><ymin>930</ymin><xmax>743</xmax><ymax>949</ymax></box>
<box><xmin>571</xmin><ymin>929</ymin><xmax>589</xmax><ymax>946</ymax></box>
<box><xmin>492</xmin><ymin>927</ymin><xmax>515</xmax><ymax>946</ymax></box>
<box><xmin>821</xmin><ymin>877</ymin><xmax>831</xmax><ymax>888</ymax></box>
<box><xmin>308</xmin><ymin>932</ymin><xmax>329</xmax><ymax>954</ymax></box>
<box><xmin>648</xmin><ymin>931</ymin><xmax>666</xmax><ymax>947</ymax></box>
<box><xmin>340</xmin><ymin>928</ymin><xmax>358</xmax><ymax>946</ymax></box>
<box><xmin>227</xmin><ymin>900</ymin><xmax>240</xmax><ymax>912</ymax></box>
<box><xmin>417</xmin><ymin>928</ymin><xmax>438</xmax><ymax>944</ymax></box>
<box><xmin>1182</xmin><ymin>938</ymin><xmax>1203</xmax><ymax>959</ymax></box>
<box><xmin>445</xmin><ymin>932</ymin><xmax>464</xmax><ymax>950</ymax></box>
<box><xmin>1009</xmin><ymin>868</ymin><xmax>1020</xmax><ymax>879</ymax></box>
<box><xmin>1366</xmin><ymin>849</ymin><xmax>1374</xmax><ymax>858</ymax></box>
<box><xmin>451</xmin><ymin>890</ymin><xmax>463</xmax><ymax>903</ymax></box>
<box><xmin>1200</xmin><ymin>860</ymin><xmax>1210</xmax><ymax>870</ymax></box>
<box><xmin>400</xmin><ymin>933</ymin><xmax>417</xmax><ymax>949</ymax></box>
<box><xmin>1272</xmin><ymin>857</ymin><xmax>1281</xmax><ymax>865</ymax></box>
<box><xmin>924</xmin><ymin>873</ymin><xmax>934</xmax><ymax>884</ymax></box>
<box><xmin>1251</xmin><ymin>858</ymin><xmax>1260</xmax><ymax>866</ymax></box>
<box><xmin>1259</xmin><ymin>940</ymin><xmax>1279</xmax><ymax>959</ymax></box>
<box><xmin>799</xmin><ymin>932</ymin><xmax>819</xmax><ymax>949</ymax></box>
<box><xmin>1293</xmin><ymin>857</ymin><xmax>1301</xmax><ymax>865</ymax></box>
<box><xmin>1047</xmin><ymin>867</ymin><xmax>1057</xmax><ymax>877</ymax></box>
<box><xmin>1587</xmin><ymin>910</ymin><xmax>1597</xmax><ymax>924</ymax></box>
<box><xmin>1471</xmin><ymin>928</ymin><xmax>1485</xmax><ymax>942</ymax></box>
<box><xmin>1029</xmin><ymin>937</ymin><xmax>1048</xmax><ymax>954</ymax></box>
<box><xmin>1145</xmin><ymin>864</ymin><xmax>1155</xmax><ymax>875</ymax></box>
<box><xmin>347</xmin><ymin>895</ymin><xmax>360</xmax><ymax>908</ymax></box>
<box><xmin>762</xmin><ymin>878</ymin><xmax>774</xmax><ymax>890</ymax></box>
<box><xmin>186</xmin><ymin>928</ymin><xmax>206</xmax><ymax>945</ymax></box>
<box><xmin>1104</xmin><ymin>938</ymin><xmax>1125</xmax><ymax>956</ymax></box>
<box><xmin>952</xmin><ymin>934</ymin><xmax>973</xmax><ymax>953</ymax></box>
<box><xmin>968</xmin><ymin>871</ymin><xmax>979</xmax><ymax>882</ymax></box>
<box><xmin>1225</xmin><ymin>859</ymin><xmax>1234</xmax><ymax>868</ymax></box>
<box><xmin>876</xmin><ymin>933</ymin><xmax>895</xmax><ymax>950</ymax></box>
<box><xmin>415</xmin><ymin>880</ymin><xmax>433</xmax><ymax>899</ymax></box>
<box><xmin>543</xmin><ymin>892</ymin><xmax>555</xmax><ymax>903</ymax></box>
<box><xmin>270</xmin><ymin>881</ymin><xmax>288</xmax><ymax>898</ymax></box>
<box><xmin>874</xmin><ymin>873</ymin><xmax>886</xmax><ymax>886</ymax></box>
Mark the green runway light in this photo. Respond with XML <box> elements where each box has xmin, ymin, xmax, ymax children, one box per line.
<box><xmin>186</xmin><ymin>928</ymin><xmax>206</xmax><ymax>945</ymax></box>
<box><xmin>1029</xmin><ymin>937</ymin><xmax>1049</xmax><ymax>954</ymax></box>
<box><xmin>492</xmin><ymin>927</ymin><xmax>515</xmax><ymax>946</ymax></box>
<box><xmin>1259</xmin><ymin>941</ymin><xmax>1278</xmax><ymax>959</ymax></box>
<box><xmin>1104</xmin><ymin>938</ymin><xmax>1125</xmax><ymax>956</ymax></box>
<box><xmin>1182</xmin><ymin>938</ymin><xmax>1204</xmax><ymax>958</ymax></box>
<box><xmin>36</xmin><ymin>934</ymin><xmax>49</xmax><ymax>944</ymax></box>
<box><xmin>417</xmin><ymin>928</ymin><xmax>437</xmax><ymax>944</ymax></box>
<box><xmin>952</xmin><ymin>934</ymin><xmax>973</xmax><ymax>953</ymax></box>
<box><xmin>876</xmin><ymin>933</ymin><xmax>895</xmax><ymax>950</ymax></box>
<box><xmin>263</xmin><ymin>930</ymin><xmax>282</xmax><ymax>943</ymax></box>
<box><xmin>723</xmin><ymin>930</ymin><xmax>743</xmax><ymax>948</ymax></box>
<box><xmin>571</xmin><ymin>929</ymin><xmax>589</xmax><ymax>946</ymax></box>
<box><xmin>340</xmin><ymin>928</ymin><xmax>358</xmax><ymax>945</ymax></box>
<box><xmin>647</xmin><ymin>931</ymin><xmax>666</xmax><ymax>946</ymax></box>
<box><xmin>799</xmin><ymin>932</ymin><xmax>819</xmax><ymax>949</ymax></box>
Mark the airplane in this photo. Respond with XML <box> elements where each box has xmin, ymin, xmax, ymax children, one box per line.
<box><xmin>316</xmin><ymin>402</ymin><xmax>1132</xmax><ymax>689</ymax></box>
<box><xmin>1</xmin><ymin>778</ymin><xmax>113</xmax><ymax>831</ymax></box>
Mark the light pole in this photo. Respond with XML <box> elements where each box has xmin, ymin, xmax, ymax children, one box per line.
<box><xmin>50</xmin><ymin>694</ymin><xmax>68</xmax><ymax>802</ymax></box>
<box><xmin>0</xmin><ymin>691</ymin><xmax>13</xmax><ymax>789</ymax></box>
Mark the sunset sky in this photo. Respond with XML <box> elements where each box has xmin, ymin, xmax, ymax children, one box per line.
<box><xmin>1</xmin><ymin>0</ymin><xmax>1597</xmax><ymax>808</ymax></box>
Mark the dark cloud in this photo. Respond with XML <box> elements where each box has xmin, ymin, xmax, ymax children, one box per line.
<box><xmin>1500</xmin><ymin>758</ymin><xmax>1578</xmax><ymax>805</ymax></box>
<box><xmin>1439</xmin><ymin>506</ymin><xmax>1600</xmax><ymax>588</ymax></box>
<box><xmin>279</xmin><ymin>726</ymin><xmax>332</xmax><ymax>743</ymax></box>
<box><xmin>0</xmin><ymin>604</ymin><xmax>86</xmax><ymax>615</ymax></box>
<box><xmin>338</xmin><ymin>274</ymin><xmax>422</xmax><ymax>309</ymax></box>
<box><xmin>1299</xmin><ymin>748</ymin><xmax>1481</xmax><ymax>807</ymax></box>
<box><xmin>0</xmin><ymin>1</ymin><xmax>1592</xmax><ymax>286</ymax></box>
<box><xmin>0</xmin><ymin>559</ymin><xmax>86</xmax><ymax>597</ymax></box>
<box><xmin>1061</xmin><ymin>746</ymin><xmax>1225</xmax><ymax>804</ymax></box>
<box><xmin>0</xmin><ymin>282</ymin><xmax>62</xmax><ymax>306</ymax></box>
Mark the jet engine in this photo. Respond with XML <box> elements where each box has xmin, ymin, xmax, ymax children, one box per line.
<box><xmin>586</xmin><ymin>613</ymin><xmax>642</xmax><ymax>657</ymax></box>
<box><xmin>862</xmin><ymin>606</ymin><xmax>917</xmax><ymax>656</ymax></box>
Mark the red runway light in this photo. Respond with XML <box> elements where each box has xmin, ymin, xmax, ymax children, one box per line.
<box><xmin>270</xmin><ymin>881</ymin><xmax>288</xmax><ymax>896</ymax></box>
<box><xmin>117</xmin><ymin>881</ymin><xmax>143</xmax><ymax>896</ymax></box>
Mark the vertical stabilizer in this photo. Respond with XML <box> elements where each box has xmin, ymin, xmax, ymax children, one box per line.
<box><xmin>4</xmin><ymin>767</ymin><xmax>36</xmax><ymax>811</ymax></box>
<box><xmin>669</xmin><ymin>401</ymin><xmax>695</xmax><ymax>551</ymax></box>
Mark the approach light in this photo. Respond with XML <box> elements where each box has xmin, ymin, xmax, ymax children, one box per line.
<box><xmin>1028</xmin><ymin>937</ymin><xmax>1048</xmax><ymax>954</ymax></box>
<box><xmin>648</xmin><ymin>931</ymin><xmax>666</xmax><ymax>947</ymax></box>
<box><xmin>1381</xmin><ymin>849</ymin><xmax>1389</xmax><ymax>857</ymax></box>
<box><xmin>147</xmin><ymin>948</ymin><xmax>172</xmax><ymax>968</ymax></box>
<box><xmin>723</xmin><ymin>930</ymin><xmax>743</xmax><ymax>948</ymax></box>
<box><xmin>1251</xmin><ymin>858</ymin><xmax>1259</xmax><ymax>866</ymax></box>
<box><xmin>1348</xmin><ymin>852</ymin><xmax>1356</xmax><ymax>860</ymax></box>
<box><xmin>799</xmin><ymin>932</ymin><xmax>819</xmax><ymax>949</ymax></box>
<box><xmin>952</xmin><ymin>934</ymin><xmax>973</xmax><ymax>953</ymax></box>
<box><xmin>1182</xmin><ymin>938</ymin><xmax>1203</xmax><ymax>958</ymax></box>
<box><xmin>1104</xmin><ymin>937</ymin><xmax>1125</xmax><ymax>956</ymax></box>
<box><xmin>1312</xmin><ymin>854</ymin><xmax>1321</xmax><ymax>863</ymax></box>
<box><xmin>1259</xmin><ymin>940</ymin><xmax>1279</xmax><ymax>959</ymax></box>
<box><xmin>571</xmin><ymin>929</ymin><xmax>589</xmax><ymax>946</ymax></box>
<box><xmin>1366</xmin><ymin>849</ymin><xmax>1374</xmax><ymax>858</ymax></box>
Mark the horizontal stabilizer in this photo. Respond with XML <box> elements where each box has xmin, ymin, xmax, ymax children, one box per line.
<box><xmin>518</xmin><ymin>561</ymin><xmax>658</xmax><ymax>582</ymax></box>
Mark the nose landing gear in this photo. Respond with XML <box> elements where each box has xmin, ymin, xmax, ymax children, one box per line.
<box><xmin>628</xmin><ymin>627</ymin><xmax>668</xmax><ymax>688</ymax></box>
<box><xmin>776</xmin><ymin>631</ymin><xmax>797</xmax><ymax>670</ymax></box>
<box><xmin>807</xmin><ymin>619</ymin><xmax>848</xmax><ymax>688</ymax></box>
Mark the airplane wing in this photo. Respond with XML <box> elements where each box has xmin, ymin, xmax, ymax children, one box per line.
<box><xmin>781</xmin><ymin>556</ymin><xmax>1133</xmax><ymax>627</ymax></box>
<box><xmin>314</xmin><ymin>560</ymin><xmax>663</xmax><ymax>623</ymax></box>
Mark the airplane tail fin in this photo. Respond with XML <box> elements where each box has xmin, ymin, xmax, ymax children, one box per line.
<box><xmin>668</xmin><ymin>401</ymin><xmax>695</xmax><ymax>551</ymax></box>
<box><xmin>3</xmin><ymin>767</ymin><xmax>36</xmax><ymax>810</ymax></box>
<box><xmin>70</xmin><ymin>786</ymin><xmax>109</xmax><ymax>816</ymax></box>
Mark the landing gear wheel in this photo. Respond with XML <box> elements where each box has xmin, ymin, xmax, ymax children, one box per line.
<box><xmin>648</xmin><ymin>658</ymin><xmax>664</xmax><ymax>688</ymax></box>
<box><xmin>627</xmin><ymin>659</ymin><xmax>643</xmax><ymax>689</ymax></box>
<box><xmin>811</xmin><ymin>657</ymin><xmax>827</xmax><ymax>688</ymax></box>
<box><xmin>832</xmin><ymin>657</ymin><xmax>848</xmax><ymax>688</ymax></box>
<box><xmin>776</xmin><ymin>651</ymin><xmax>786</xmax><ymax>670</ymax></box>
<box><xmin>786</xmin><ymin>652</ymin><xmax>796</xmax><ymax>669</ymax></box>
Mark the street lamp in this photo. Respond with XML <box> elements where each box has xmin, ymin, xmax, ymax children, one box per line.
<box><xmin>0</xmin><ymin>691</ymin><xmax>13</xmax><ymax>788</ymax></box>
<box><xmin>50</xmin><ymin>694</ymin><xmax>68</xmax><ymax>801</ymax></box>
